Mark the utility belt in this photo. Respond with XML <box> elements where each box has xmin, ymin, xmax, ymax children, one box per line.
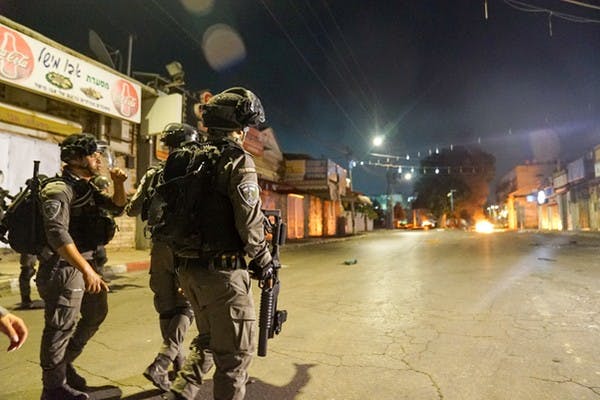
<box><xmin>55</xmin><ymin>249</ymin><xmax>98</xmax><ymax>271</ymax></box>
<box><xmin>176</xmin><ymin>253</ymin><xmax>246</xmax><ymax>272</ymax></box>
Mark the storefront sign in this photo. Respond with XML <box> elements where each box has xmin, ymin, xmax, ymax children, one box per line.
<box><xmin>567</xmin><ymin>158</ymin><xmax>584</xmax><ymax>183</ymax></box>
<box><xmin>553</xmin><ymin>172</ymin><xmax>567</xmax><ymax>188</ymax></box>
<box><xmin>285</xmin><ymin>160</ymin><xmax>306</xmax><ymax>181</ymax></box>
<box><xmin>0</xmin><ymin>101</ymin><xmax>82</xmax><ymax>135</ymax></box>
<box><xmin>0</xmin><ymin>23</ymin><xmax>141</xmax><ymax>123</ymax></box>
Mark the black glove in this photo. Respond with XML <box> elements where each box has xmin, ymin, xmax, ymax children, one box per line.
<box><xmin>248</xmin><ymin>259</ymin><xmax>273</xmax><ymax>281</ymax></box>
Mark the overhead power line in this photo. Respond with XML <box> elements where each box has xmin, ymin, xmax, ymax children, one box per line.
<box><xmin>320</xmin><ymin>0</ymin><xmax>384</xmax><ymax>113</ymax></box>
<box><xmin>561</xmin><ymin>0</ymin><xmax>600</xmax><ymax>12</ymax></box>
<box><xmin>503</xmin><ymin>0</ymin><xmax>600</xmax><ymax>24</ymax></box>
<box><xmin>287</xmin><ymin>0</ymin><xmax>373</xmax><ymax>116</ymax></box>
<box><xmin>303</xmin><ymin>0</ymin><xmax>377</xmax><ymax>115</ymax></box>
<box><xmin>148</xmin><ymin>0</ymin><xmax>205</xmax><ymax>47</ymax></box>
<box><xmin>258</xmin><ymin>0</ymin><xmax>365</xmax><ymax>137</ymax></box>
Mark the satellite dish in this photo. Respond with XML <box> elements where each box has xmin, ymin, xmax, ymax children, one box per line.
<box><xmin>89</xmin><ymin>30</ymin><xmax>116</xmax><ymax>69</ymax></box>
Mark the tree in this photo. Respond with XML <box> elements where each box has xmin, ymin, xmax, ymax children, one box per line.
<box><xmin>393</xmin><ymin>202</ymin><xmax>407</xmax><ymax>221</ymax></box>
<box><xmin>412</xmin><ymin>146</ymin><xmax>495</xmax><ymax>223</ymax></box>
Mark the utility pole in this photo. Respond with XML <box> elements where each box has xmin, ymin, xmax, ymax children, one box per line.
<box><xmin>447</xmin><ymin>189</ymin><xmax>456</xmax><ymax>212</ymax></box>
<box><xmin>348</xmin><ymin>159</ymin><xmax>356</xmax><ymax>235</ymax></box>
<box><xmin>345</xmin><ymin>146</ymin><xmax>356</xmax><ymax>235</ymax></box>
<box><xmin>385</xmin><ymin>168</ymin><xmax>395</xmax><ymax>229</ymax></box>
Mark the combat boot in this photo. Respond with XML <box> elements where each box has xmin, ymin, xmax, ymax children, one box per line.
<box><xmin>169</xmin><ymin>353</ymin><xmax>186</xmax><ymax>381</ymax></box>
<box><xmin>173</xmin><ymin>353</ymin><xmax>185</xmax><ymax>373</ymax></box>
<box><xmin>66</xmin><ymin>363</ymin><xmax>87</xmax><ymax>391</ymax></box>
<box><xmin>159</xmin><ymin>391</ymin><xmax>185</xmax><ymax>400</ymax></box>
<box><xmin>144</xmin><ymin>354</ymin><xmax>172</xmax><ymax>392</ymax></box>
<box><xmin>40</xmin><ymin>384</ymin><xmax>89</xmax><ymax>400</ymax></box>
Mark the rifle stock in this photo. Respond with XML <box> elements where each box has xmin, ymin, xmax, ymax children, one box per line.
<box><xmin>257</xmin><ymin>209</ymin><xmax>288</xmax><ymax>357</ymax></box>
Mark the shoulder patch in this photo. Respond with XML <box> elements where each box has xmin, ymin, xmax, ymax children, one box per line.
<box><xmin>43</xmin><ymin>199</ymin><xmax>61</xmax><ymax>220</ymax></box>
<box><xmin>237</xmin><ymin>182</ymin><xmax>260</xmax><ymax>207</ymax></box>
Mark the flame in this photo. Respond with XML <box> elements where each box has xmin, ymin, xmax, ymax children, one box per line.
<box><xmin>474</xmin><ymin>220</ymin><xmax>494</xmax><ymax>233</ymax></box>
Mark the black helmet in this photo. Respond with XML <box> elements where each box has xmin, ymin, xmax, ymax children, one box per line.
<box><xmin>202</xmin><ymin>87</ymin><xmax>265</xmax><ymax>132</ymax></box>
<box><xmin>59</xmin><ymin>133</ymin><xmax>98</xmax><ymax>162</ymax></box>
<box><xmin>160</xmin><ymin>123</ymin><xmax>199</xmax><ymax>148</ymax></box>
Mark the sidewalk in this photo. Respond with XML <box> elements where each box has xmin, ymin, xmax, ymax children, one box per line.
<box><xmin>0</xmin><ymin>247</ymin><xmax>152</xmax><ymax>299</ymax></box>
<box><xmin>0</xmin><ymin>234</ymin><xmax>363</xmax><ymax>298</ymax></box>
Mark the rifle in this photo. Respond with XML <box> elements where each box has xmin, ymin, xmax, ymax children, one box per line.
<box><xmin>257</xmin><ymin>209</ymin><xmax>288</xmax><ymax>357</ymax></box>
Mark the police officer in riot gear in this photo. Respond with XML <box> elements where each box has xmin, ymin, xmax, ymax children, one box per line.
<box><xmin>36</xmin><ymin>133</ymin><xmax>127</xmax><ymax>400</ymax></box>
<box><xmin>125</xmin><ymin>123</ymin><xmax>198</xmax><ymax>391</ymax></box>
<box><xmin>160</xmin><ymin>87</ymin><xmax>272</xmax><ymax>400</ymax></box>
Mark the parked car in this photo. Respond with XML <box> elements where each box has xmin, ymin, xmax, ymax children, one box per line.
<box><xmin>421</xmin><ymin>217</ymin><xmax>437</xmax><ymax>229</ymax></box>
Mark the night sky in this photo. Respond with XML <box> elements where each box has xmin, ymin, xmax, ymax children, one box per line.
<box><xmin>3</xmin><ymin>0</ymin><xmax>600</xmax><ymax>197</ymax></box>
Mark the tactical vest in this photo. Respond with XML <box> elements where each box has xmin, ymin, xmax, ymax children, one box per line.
<box><xmin>62</xmin><ymin>175</ymin><xmax>117</xmax><ymax>253</ymax></box>
<box><xmin>152</xmin><ymin>140</ymin><xmax>245</xmax><ymax>256</ymax></box>
<box><xmin>192</xmin><ymin>144</ymin><xmax>245</xmax><ymax>253</ymax></box>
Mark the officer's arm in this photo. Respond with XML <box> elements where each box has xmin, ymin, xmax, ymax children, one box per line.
<box><xmin>110</xmin><ymin>168</ymin><xmax>128</xmax><ymax>207</ymax></box>
<box><xmin>125</xmin><ymin>168</ymin><xmax>153</xmax><ymax>217</ymax></box>
<box><xmin>41</xmin><ymin>183</ymin><xmax>108</xmax><ymax>293</ymax></box>
<box><xmin>228</xmin><ymin>153</ymin><xmax>272</xmax><ymax>267</ymax></box>
<box><xmin>55</xmin><ymin>244</ymin><xmax>108</xmax><ymax>293</ymax></box>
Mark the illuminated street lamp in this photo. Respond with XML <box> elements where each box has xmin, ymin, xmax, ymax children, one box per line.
<box><xmin>372</xmin><ymin>135</ymin><xmax>384</xmax><ymax>147</ymax></box>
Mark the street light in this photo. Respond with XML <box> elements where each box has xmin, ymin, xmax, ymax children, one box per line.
<box><xmin>165</xmin><ymin>61</ymin><xmax>185</xmax><ymax>83</ymax></box>
<box><xmin>372</xmin><ymin>135</ymin><xmax>384</xmax><ymax>147</ymax></box>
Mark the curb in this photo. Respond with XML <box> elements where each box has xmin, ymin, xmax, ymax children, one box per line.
<box><xmin>0</xmin><ymin>259</ymin><xmax>151</xmax><ymax>298</ymax></box>
<box><xmin>0</xmin><ymin>277</ymin><xmax>19</xmax><ymax>297</ymax></box>
<box><xmin>106</xmin><ymin>260</ymin><xmax>150</xmax><ymax>275</ymax></box>
<box><xmin>0</xmin><ymin>234</ymin><xmax>365</xmax><ymax>298</ymax></box>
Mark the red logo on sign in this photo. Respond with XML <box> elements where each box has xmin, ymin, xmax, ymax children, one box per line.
<box><xmin>111</xmin><ymin>79</ymin><xmax>139</xmax><ymax>118</ymax></box>
<box><xmin>0</xmin><ymin>27</ymin><xmax>34</xmax><ymax>81</ymax></box>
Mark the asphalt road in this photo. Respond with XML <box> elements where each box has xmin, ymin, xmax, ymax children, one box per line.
<box><xmin>1</xmin><ymin>230</ymin><xmax>599</xmax><ymax>399</ymax></box>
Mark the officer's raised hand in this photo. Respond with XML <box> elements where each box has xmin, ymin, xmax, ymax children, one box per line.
<box><xmin>109</xmin><ymin>167</ymin><xmax>128</xmax><ymax>207</ymax></box>
<box><xmin>110</xmin><ymin>167</ymin><xmax>128</xmax><ymax>184</ymax></box>
<box><xmin>248</xmin><ymin>259</ymin><xmax>273</xmax><ymax>281</ymax></box>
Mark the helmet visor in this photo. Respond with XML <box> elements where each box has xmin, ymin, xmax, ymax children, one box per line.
<box><xmin>95</xmin><ymin>140</ymin><xmax>115</xmax><ymax>169</ymax></box>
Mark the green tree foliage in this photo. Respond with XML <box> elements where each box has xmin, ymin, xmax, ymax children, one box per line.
<box><xmin>413</xmin><ymin>146</ymin><xmax>495</xmax><ymax>222</ymax></box>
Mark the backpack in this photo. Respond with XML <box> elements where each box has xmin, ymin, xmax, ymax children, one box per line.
<box><xmin>140</xmin><ymin>164</ymin><xmax>165</xmax><ymax>225</ymax></box>
<box><xmin>0</xmin><ymin>173</ymin><xmax>57</xmax><ymax>255</ymax></box>
<box><xmin>149</xmin><ymin>142</ymin><xmax>221</xmax><ymax>250</ymax></box>
<box><xmin>0</xmin><ymin>166</ymin><xmax>116</xmax><ymax>255</ymax></box>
